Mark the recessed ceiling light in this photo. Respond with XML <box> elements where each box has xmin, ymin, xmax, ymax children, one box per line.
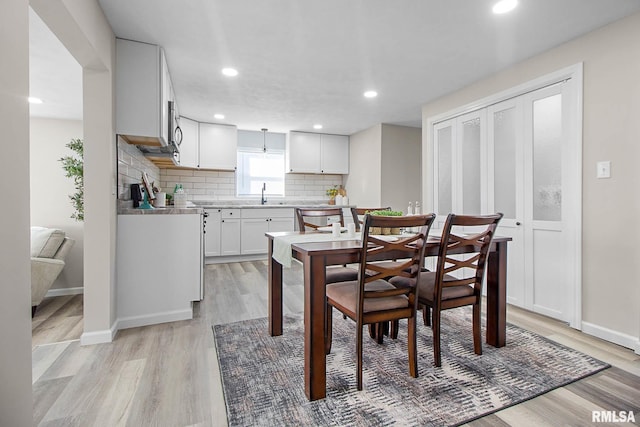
<box><xmin>28</xmin><ymin>97</ymin><xmax>43</xmax><ymax>104</ymax></box>
<box><xmin>221</xmin><ymin>68</ymin><xmax>238</xmax><ymax>77</ymax></box>
<box><xmin>492</xmin><ymin>0</ymin><xmax>517</xmax><ymax>14</ymax></box>
<box><xmin>364</xmin><ymin>90</ymin><xmax>378</xmax><ymax>98</ymax></box>
<box><xmin>313</xmin><ymin>124</ymin><xmax>323</xmax><ymax>130</ymax></box>
<box><xmin>214</xmin><ymin>114</ymin><xmax>225</xmax><ymax>120</ymax></box>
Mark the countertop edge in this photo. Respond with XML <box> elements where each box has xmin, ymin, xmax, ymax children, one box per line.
<box><xmin>118</xmin><ymin>207</ymin><xmax>205</xmax><ymax>215</ymax></box>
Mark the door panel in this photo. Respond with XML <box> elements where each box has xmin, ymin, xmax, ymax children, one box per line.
<box><xmin>488</xmin><ymin>99</ymin><xmax>525</xmax><ymax>307</ymax></box>
<box><xmin>460</xmin><ymin>113</ymin><xmax>483</xmax><ymax>215</ymax></box>
<box><xmin>532</xmin><ymin>229</ymin><xmax>566</xmax><ymax>320</ymax></box>
<box><xmin>523</xmin><ymin>85</ymin><xmax>570</xmax><ymax>321</ymax></box>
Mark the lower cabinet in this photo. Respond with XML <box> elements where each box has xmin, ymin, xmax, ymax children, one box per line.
<box><xmin>117</xmin><ymin>213</ymin><xmax>202</xmax><ymax>329</ymax></box>
<box><xmin>204</xmin><ymin>209</ymin><xmax>221</xmax><ymax>256</ymax></box>
<box><xmin>241</xmin><ymin>208</ymin><xmax>294</xmax><ymax>255</ymax></box>
<box><xmin>205</xmin><ymin>207</ymin><xmax>294</xmax><ymax>258</ymax></box>
<box><xmin>205</xmin><ymin>208</ymin><xmax>241</xmax><ymax>256</ymax></box>
<box><xmin>221</xmin><ymin>213</ymin><xmax>241</xmax><ymax>255</ymax></box>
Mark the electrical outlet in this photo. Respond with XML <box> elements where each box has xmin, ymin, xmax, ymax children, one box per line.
<box><xmin>596</xmin><ymin>161</ymin><xmax>611</xmax><ymax>179</ymax></box>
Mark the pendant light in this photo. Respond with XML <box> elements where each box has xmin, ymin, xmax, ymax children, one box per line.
<box><xmin>261</xmin><ymin>128</ymin><xmax>268</xmax><ymax>154</ymax></box>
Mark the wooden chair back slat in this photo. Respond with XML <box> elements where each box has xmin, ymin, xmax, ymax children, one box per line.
<box><xmin>295</xmin><ymin>207</ymin><xmax>344</xmax><ymax>231</ymax></box>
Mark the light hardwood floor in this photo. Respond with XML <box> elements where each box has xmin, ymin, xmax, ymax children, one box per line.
<box><xmin>32</xmin><ymin>261</ymin><xmax>640</xmax><ymax>426</ymax></box>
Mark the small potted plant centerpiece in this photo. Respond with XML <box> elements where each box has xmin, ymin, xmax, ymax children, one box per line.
<box><xmin>367</xmin><ymin>210</ymin><xmax>404</xmax><ymax>235</ymax></box>
<box><xmin>326</xmin><ymin>185</ymin><xmax>339</xmax><ymax>205</ymax></box>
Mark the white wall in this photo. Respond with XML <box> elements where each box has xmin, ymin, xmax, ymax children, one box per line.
<box><xmin>381</xmin><ymin>124</ymin><xmax>421</xmax><ymax>212</ymax></box>
<box><xmin>31</xmin><ymin>0</ymin><xmax>117</xmax><ymax>345</ymax></box>
<box><xmin>1</xmin><ymin>0</ymin><xmax>33</xmax><ymax>424</ymax></box>
<box><xmin>30</xmin><ymin>118</ymin><xmax>84</xmax><ymax>291</ymax></box>
<box><xmin>422</xmin><ymin>12</ymin><xmax>640</xmax><ymax>348</ymax></box>
<box><xmin>345</xmin><ymin>124</ymin><xmax>382</xmax><ymax>207</ymax></box>
<box><xmin>345</xmin><ymin>123</ymin><xmax>421</xmax><ymax>213</ymax></box>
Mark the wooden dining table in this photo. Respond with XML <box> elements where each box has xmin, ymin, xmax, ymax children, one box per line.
<box><xmin>266</xmin><ymin>231</ymin><xmax>511</xmax><ymax>401</ymax></box>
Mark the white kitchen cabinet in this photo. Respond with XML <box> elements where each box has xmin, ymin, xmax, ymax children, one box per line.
<box><xmin>199</xmin><ymin>123</ymin><xmax>238</xmax><ymax>170</ymax></box>
<box><xmin>204</xmin><ymin>208</ymin><xmax>222</xmax><ymax>256</ymax></box>
<box><xmin>220</xmin><ymin>209</ymin><xmax>241</xmax><ymax>255</ymax></box>
<box><xmin>286</xmin><ymin>131</ymin><xmax>349</xmax><ymax>174</ymax></box>
<box><xmin>286</xmin><ymin>132</ymin><xmax>321</xmax><ymax>173</ymax></box>
<box><xmin>116</xmin><ymin>38</ymin><xmax>172</xmax><ymax>147</ymax></box>
<box><xmin>205</xmin><ymin>208</ymin><xmax>240</xmax><ymax>256</ymax></box>
<box><xmin>240</xmin><ymin>208</ymin><xmax>294</xmax><ymax>255</ymax></box>
<box><xmin>320</xmin><ymin>134</ymin><xmax>349</xmax><ymax>174</ymax></box>
<box><xmin>179</xmin><ymin>117</ymin><xmax>199</xmax><ymax>168</ymax></box>
<box><xmin>116</xmin><ymin>213</ymin><xmax>203</xmax><ymax>330</ymax></box>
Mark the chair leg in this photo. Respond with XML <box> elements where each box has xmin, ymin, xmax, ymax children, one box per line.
<box><xmin>390</xmin><ymin>320</ymin><xmax>399</xmax><ymax>339</ymax></box>
<box><xmin>367</xmin><ymin>323</ymin><xmax>385</xmax><ymax>344</ymax></box>
<box><xmin>368</xmin><ymin>323</ymin><xmax>376</xmax><ymax>339</ymax></box>
<box><xmin>422</xmin><ymin>305</ymin><xmax>431</xmax><ymax>326</ymax></box>
<box><xmin>433</xmin><ymin>308</ymin><xmax>442</xmax><ymax>367</ymax></box>
<box><xmin>325</xmin><ymin>303</ymin><xmax>333</xmax><ymax>355</ymax></box>
<box><xmin>472</xmin><ymin>302</ymin><xmax>482</xmax><ymax>355</ymax></box>
<box><xmin>356</xmin><ymin>323</ymin><xmax>363</xmax><ymax>390</ymax></box>
<box><xmin>408</xmin><ymin>315</ymin><xmax>418</xmax><ymax>378</ymax></box>
<box><xmin>376</xmin><ymin>322</ymin><xmax>385</xmax><ymax>344</ymax></box>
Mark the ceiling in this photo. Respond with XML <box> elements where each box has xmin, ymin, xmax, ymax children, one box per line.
<box><xmin>30</xmin><ymin>0</ymin><xmax>640</xmax><ymax>135</ymax></box>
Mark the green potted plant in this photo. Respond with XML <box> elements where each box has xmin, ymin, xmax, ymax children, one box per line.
<box><xmin>59</xmin><ymin>138</ymin><xmax>84</xmax><ymax>221</ymax></box>
<box><xmin>367</xmin><ymin>210</ymin><xmax>404</xmax><ymax>235</ymax></box>
<box><xmin>326</xmin><ymin>185</ymin><xmax>339</xmax><ymax>205</ymax></box>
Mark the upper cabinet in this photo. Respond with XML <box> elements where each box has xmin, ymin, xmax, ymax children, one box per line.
<box><xmin>286</xmin><ymin>131</ymin><xmax>349</xmax><ymax>174</ymax></box>
<box><xmin>115</xmin><ymin>39</ymin><xmax>172</xmax><ymax>147</ymax></box>
<box><xmin>320</xmin><ymin>134</ymin><xmax>350</xmax><ymax>174</ymax></box>
<box><xmin>199</xmin><ymin>123</ymin><xmax>238</xmax><ymax>171</ymax></box>
<box><xmin>179</xmin><ymin>117</ymin><xmax>199</xmax><ymax>168</ymax></box>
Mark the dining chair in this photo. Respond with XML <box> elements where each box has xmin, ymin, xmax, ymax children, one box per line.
<box><xmin>350</xmin><ymin>207</ymin><xmax>391</xmax><ymax>232</ymax></box>
<box><xmin>390</xmin><ymin>213</ymin><xmax>502</xmax><ymax>367</ymax></box>
<box><xmin>325</xmin><ymin>213</ymin><xmax>435</xmax><ymax>390</ymax></box>
<box><xmin>295</xmin><ymin>207</ymin><xmax>359</xmax><ymax>283</ymax></box>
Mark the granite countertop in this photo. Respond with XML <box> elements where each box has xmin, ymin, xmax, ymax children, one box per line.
<box><xmin>117</xmin><ymin>199</ymin><xmax>355</xmax><ymax>214</ymax></box>
<box><xmin>197</xmin><ymin>203</ymin><xmax>355</xmax><ymax>209</ymax></box>
<box><xmin>118</xmin><ymin>207</ymin><xmax>204</xmax><ymax>215</ymax></box>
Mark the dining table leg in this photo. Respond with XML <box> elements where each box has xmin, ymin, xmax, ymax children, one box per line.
<box><xmin>486</xmin><ymin>239</ymin><xmax>508</xmax><ymax>347</ymax></box>
<box><xmin>303</xmin><ymin>252</ymin><xmax>327</xmax><ymax>401</ymax></box>
<box><xmin>268</xmin><ymin>237</ymin><xmax>283</xmax><ymax>336</ymax></box>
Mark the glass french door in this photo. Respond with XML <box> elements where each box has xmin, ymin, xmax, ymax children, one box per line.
<box><xmin>431</xmin><ymin>76</ymin><xmax>581</xmax><ymax>326</ymax></box>
<box><xmin>433</xmin><ymin>110</ymin><xmax>486</xmax><ymax>228</ymax></box>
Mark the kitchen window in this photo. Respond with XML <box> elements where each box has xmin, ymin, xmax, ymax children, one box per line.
<box><xmin>236</xmin><ymin>130</ymin><xmax>286</xmax><ymax>197</ymax></box>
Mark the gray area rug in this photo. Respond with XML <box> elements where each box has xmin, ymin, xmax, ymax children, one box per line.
<box><xmin>213</xmin><ymin>309</ymin><xmax>609</xmax><ymax>426</ymax></box>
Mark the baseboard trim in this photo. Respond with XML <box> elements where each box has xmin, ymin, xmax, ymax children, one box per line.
<box><xmin>581</xmin><ymin>321</ymin><xmax>638</xmax><ymax>352</ymax></box>
<box><xmin>206</xmin><ymin>254</ymin><xmax>266</xmax><ymax>264</ymax></box>
<box><xmin>46</xmin><ymin>286</ymin><xmax>84</xmax><ymax>297</ymax></box>
<box><xmin>116</xmin><ymin>308</ymin><xmax>193</xmax><ymax>330</ymax></box>
<box><xmin>80</xmin><ymin>322</ymin><xmax>117</xmax><ymax>346</ymax></box>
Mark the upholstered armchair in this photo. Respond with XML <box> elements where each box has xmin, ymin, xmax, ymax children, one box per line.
<box><xmin>31</xmin><ymin>227</ymin><xmax>75</xmax><ymax>317</ymax></box>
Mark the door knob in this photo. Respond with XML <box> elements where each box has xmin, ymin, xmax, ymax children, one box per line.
<box><xmin>516</xmin><ymin>222</ymin><xmax>521</xmax><ymax>226</ymax></box>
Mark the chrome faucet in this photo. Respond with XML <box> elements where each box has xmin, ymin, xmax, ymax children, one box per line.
<box><xmin>261</xmin><ymin>182</ymin><xmax>267</xmax><ymax>205</ymax></box>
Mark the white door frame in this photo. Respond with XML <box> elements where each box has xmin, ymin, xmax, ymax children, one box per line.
<box><xmin>424</xmin><ymin>63</ymin><xmax>583</xmax><ymax>329</ymax></box>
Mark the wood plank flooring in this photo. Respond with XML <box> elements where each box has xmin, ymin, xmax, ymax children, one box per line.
<box><xmin>32</xmin><ymin>261</ymin><xmax>640</xmax><ymax>426</ymax></box>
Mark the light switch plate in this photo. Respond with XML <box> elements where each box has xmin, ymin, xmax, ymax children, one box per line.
<box><xmin>596</xmin><ymin>161</ymin><xmax>611</xmax><ymax>179</ymax></box>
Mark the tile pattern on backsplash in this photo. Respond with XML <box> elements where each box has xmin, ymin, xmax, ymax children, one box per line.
<box><xmin>117</xmin><ymin>139</ymin><xmax>160</xmax><ymax>201</ymax></box>
<box><xmin>160</xmin><ymin>169</ymin><xmax>344</xmax><ymax>202</ymax></box>
<box><xmin>116</xmin><ymin>140</ymin><xmax>343</xmax><ymax>203</ymax></box>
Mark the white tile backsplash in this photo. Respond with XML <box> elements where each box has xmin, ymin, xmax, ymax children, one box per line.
<box><xmin>116</xmin><ymin>141</ymin><xmax>344</xmax><ymax>203</ymax></box>
<box><xmin>159</xmin><ymin>169</ymin><xmax>343</xmax><ymax>202</ymax></box>
<box><xmin>117</xmin><ymin>139</ymin><xmax>160</xmax><ymax>201</ymax></box>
